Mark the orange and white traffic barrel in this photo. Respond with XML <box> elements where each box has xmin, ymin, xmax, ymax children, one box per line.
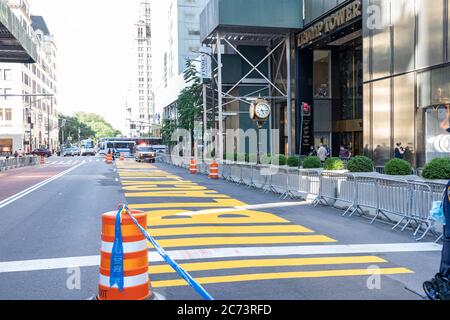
<box><xmin>209</xmin><ymin>161</ymin><xmax>219</xmax><ymax>179</ymax></box>
<box><xmin>189</xmin><ymin>158</ymin><xmax>197</xmax><ymax>174</ymax></box>
<box><xmin>106</xmin><ymin>153</ymin><xmax>113</xmax><ymax>164</ymax></box>
<box><xmin>98</xmin><ymin>209</ymin><xmax>151</xmax><ymax>300</ymax></box>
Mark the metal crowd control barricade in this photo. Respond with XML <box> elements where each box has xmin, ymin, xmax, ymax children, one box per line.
<box><xmin>285</xmin><ymin>167</ymin><xmax>301</xmax><ymax>199</ymax></box>
<box><xmin>313</xmin><ymin>172</ymin><xmax>357</xmax><ymax>215</ymax></box>
<box><xmin>221</xmin><ymin>161</ymin><xmax>232</xmax><ymax>181</ymax></box>
<box><xmin>241</xmin><ymin>163</ymin><xmax>256</xmax><ymax>188</ymax></box>
<box><xmin>350</xmin><ymin>175</ymin><xmax>380</xmax><ymax>222</ymax></box>
<box><xmin>252</xmin><ymin>164</ymin><xmax>270</xmax><ymax>190</ymax></box>
<box><xmin>297</xmin><ymin>170</ymin><xmax>321</xmax><ymax>201</ymax></box>
<box><xmin>229</xmin><ymin>163</ymin><xmax>244</xmax><ymax>184</ymax></box>
<box><xmin>264</xmin><ymin>165</ymin><xmax>286</xmax><ymax>196</ymax></box>
<box><xmin>377</xmin><ymin>177</ymin><xmax>412</xmax><ymax>228</ymax></box>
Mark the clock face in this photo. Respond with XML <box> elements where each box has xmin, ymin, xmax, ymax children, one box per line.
<box><xmin>255</xmin><ymin>102</ymin><xmax>271</xmax><ymax>119</ymax></box>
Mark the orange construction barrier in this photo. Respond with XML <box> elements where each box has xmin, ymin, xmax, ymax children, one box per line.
<box><xmin>106</xmin><ymin>153</ymin><xmax>113</xmax><ymax>164</ymax></box>
<box><xmin>40</xmin><ymin>156</ymin><xmax>45</xmax><ymax>165</ymax></box>
<box><xmin>98</xmin><ymin>209</ymin><xmax>151</xmax><ymax>300</ymax></box>
<box><xmin>209</xmin><ymin>161</ymin><xmax>219</xmax><ymax>179</ymax></box>
<box><xmin>189</xmin><ymin>158</ymin><xmax>197</xmax><ymax>174</ymax></box>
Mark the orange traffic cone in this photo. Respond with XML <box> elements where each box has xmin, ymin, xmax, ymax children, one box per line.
<box><xmin>209</xmin><ymin>161</ymin><xmax>219</xmax><ymax>179</ymax></box>
<box><xmin>97</xmin><ymin>209</ymin><xmax>151</xmax><ymax>300</ymax></box>
<box><xmin>106</xmin><ymin>154</ymin><xmax>113</xmax><ymax>164</ymax></box>
<box><xmin>189</xmin><ymin>158</ymin><xmax>197</xmax><ymax>174</ymax></box>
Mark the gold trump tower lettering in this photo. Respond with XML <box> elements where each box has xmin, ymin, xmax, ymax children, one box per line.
<box><xmin>297</xmin><ymin>0</ymin><xmax>362</xmax><ymax>47</ymax></box>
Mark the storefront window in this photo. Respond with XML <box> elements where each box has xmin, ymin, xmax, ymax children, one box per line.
<box><xmin>425</xmin><ymin>106</ymin><xmax>450</xmax><ymax>162</ymax></box>
<box><xmin>371</xmin><ymin>0</ymin><xmax>391</xmax><ymax>80</ymax></box>
<box><xmin>391</xmin><ymin>0</ymin><xmax>415</xmax><ymax>74</ymax></box>
<box><xmin>313</xmin><ymin>50</ymin><xmax>331</xmax><ymax>99</ymax></box>
<box><xmin>418</xmin><ymin>65</ymin><xmax>450</xmax><ymax>108</ymax></box>
<box><xmin>393</xmin><ymin>73</ymin><xmax>415</xmax><ymax>165</ymax></box>
<box><xmin>416</xmin><ymin>0</ymin><xmax>444</xmax><ymax>69</ymax></box>
<box><xmin>372</xmin><ymin>78</ymin><xmax>391</xmax><ymax>166</ymax></box>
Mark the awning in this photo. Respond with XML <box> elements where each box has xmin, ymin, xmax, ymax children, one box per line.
<box><xmin>0</xmin><ymin>0</ymin><xmax>37</xmax><ymax>63</ymax></box>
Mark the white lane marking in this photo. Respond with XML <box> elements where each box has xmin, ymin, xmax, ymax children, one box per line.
<box><xmin>0</xmin><ymin>162</ymin><xmax>85</xmax><ymax>209</ymax></box>
<box><xmin>0</xmin><ymin>242</ymin><xmax>441</xmax><ymax>273</ymax></box>
<box><xmin>176</xmin><ymin>202</ymin><xmax>306</xmax><ymax>217</ymax></box>
<box><xmin>96</xmin><ymin>159</ymin><xmax>100</xmax><ymax>162</ymax></box>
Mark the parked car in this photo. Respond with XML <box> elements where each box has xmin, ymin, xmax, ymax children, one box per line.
<box><xmin>135</xmin><ymin>146</ymin><xmax>156</xmax><ymax>163</ymax></box>
<box><xmin>31</xmin><ymin>148</ymin><xmax>52</xmax><ymax>158</ymax></box>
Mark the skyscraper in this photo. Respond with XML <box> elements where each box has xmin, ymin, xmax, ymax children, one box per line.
<box><xmin>127</xmin><ymin>1</ymin><xmax>154</xmax><ymax>138</ymax></box>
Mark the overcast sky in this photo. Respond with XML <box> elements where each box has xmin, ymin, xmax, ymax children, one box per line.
<box><xmin>31</xmin><ymin>0</ymin><xmax>142</xmax><ymax>133</ymax></box>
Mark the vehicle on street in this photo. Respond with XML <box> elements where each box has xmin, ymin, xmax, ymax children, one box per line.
<box><xmin>135</xmin><ymin>146</ymin><xmax>156</xmax><ymax>163</ymax></box>
<box><xmin>80</xmin><ymin>139</ymin><xmax>96</xmax><ymax>156</ymax></box>
<box><xmin>62</xmin><ymin>148</ymin><xmax>74</xmax><ymax>157</ymax></box>
<box><xmin>31</xmin><ymin>148</ymin><xmax>52</xmax><ymax>157</ymax></box>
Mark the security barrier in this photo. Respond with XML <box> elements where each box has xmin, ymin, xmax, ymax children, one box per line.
<box><xmin>0</xmin><ymin>156</ymin><xmax>39</xmax><ymax>171</ymax></box>
<box><xmin>209</xmin><ymin>161</ymin><xmax>219</xmax><ymax>179</ymax></box>
<box><xmin>98</xmin><ymin>208</ymin><xmax>150</xmax><ymax>300</ymax></box>
<box><xmin>159</xmin><ymin>156</ymin><xmax>446</xmax><ymax>241</ymax></box>
<box><xmin>189</xmin><ymin>158</ymin><xmax>197</xmax><ymax>174</ymax></box>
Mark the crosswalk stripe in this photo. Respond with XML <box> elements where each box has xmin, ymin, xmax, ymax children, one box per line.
<box><xmin>147</xmin><ymin>235</ymin><xmax>337</xmax><ymax>248</ymax></box>
<box><xmin>151</xmin><ymin>268</ymin><xmax>414</xmax><ymax>288</ymax></box>
<box><xmin>149</xmin><ymin>225</ymin><xmax>314</xmax><ymax>236</ymax></box>
<box><xmin>148</xmin><ymin>256</ymin><xmax>387</xmax><ymax>274</ymax></box>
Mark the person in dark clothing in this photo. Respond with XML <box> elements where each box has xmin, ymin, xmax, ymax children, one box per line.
<box><xmin>424</xmin><ymin>180</ymin><xmax>450</xmax><ymax>300</ymax></box>
<box><xmin>394</xmin><ymin>142</ymin><xmax>405</xmax><ymax>159</ymax></box>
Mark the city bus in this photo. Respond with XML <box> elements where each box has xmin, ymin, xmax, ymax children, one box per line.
<box><xmin>98</xmin><ymin>137</ymin><xmax>163</xmax><ymax>155</ymax></box>
<box><xmin>80</xmin><ymin>139</ymin><xmax>96</xmax><ymax>156</ymax></box>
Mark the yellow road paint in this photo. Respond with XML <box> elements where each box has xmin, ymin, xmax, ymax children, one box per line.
<box><xmin>149</xmin><ymin>225</ymin><xmax>314</xmax><ymax>236</ymax></box>
<box><xmin>123</xmin><ymin>185</ymin><xmax>208</xmax><ymax>191</ymax></box>
<box><xmin>145</xmin><ymin>209</ymin><xmax>289</xmax><ymax>225</ymax></box>
<box><xmin>126</xmin><ymin>191</ymin><xmax>230</xmax><ymax>198</ymax></box>
<box><xmin>148</xmin><ymin>256</ymin><xmax>388</xmax><ymax>274</ymax></box>
<box><xmin>122</xmin><ymin>181</ymin><xmax>195</xmax><ymax>186</ymax></box>
<box><xmin>128</xmin><ymin>199</ymin><xmax>247</xmax><ymax>209</ymax></box>
<box><xmin>151</xmin><ymin>268</ymin><xmax>414</xmax><ymax>288</ymax></box>
<box><xmin>147</xmin><ymin>235</ymin><xmax>336</xmax><ymax>248</ymax></box>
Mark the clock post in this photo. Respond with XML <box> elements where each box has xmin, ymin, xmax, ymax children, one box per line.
<box><xmin>249</xmin><ymin>98</ymin><xmax>271</xmax><ymax>165</ymax></box>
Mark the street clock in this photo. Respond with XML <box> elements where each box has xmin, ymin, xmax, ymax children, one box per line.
<box><xmin>249</xmin><ymin>98</ymin><xmax>271</xmax><ymax>128</ymax></box>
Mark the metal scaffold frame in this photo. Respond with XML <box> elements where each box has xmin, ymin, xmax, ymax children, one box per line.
<box><xmin>202</xmin><ymin>30</ymin><xmax>294</xmax><ymax>158</ymax></box>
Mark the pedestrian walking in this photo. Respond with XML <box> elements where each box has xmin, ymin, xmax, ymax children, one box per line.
<box><xmin>317</xmin><ymin>144</ymin><xmax>328</xmax><ymax>164</ymax></box>
<box><xmin>13</xmin><ymin>150</ymin><xmax>18</xmax><ymax>158</ymax></box>
<box><xmin>423</xmin><ymin>180</ymin><xmax>450</xmax><ymax>300</ymax></box>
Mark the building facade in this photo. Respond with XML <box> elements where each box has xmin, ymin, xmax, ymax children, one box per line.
<box><xmin>152</xmin><ymin>0</ymin><xmax>209</xmax><ymax>124</ymax></box>
<box><xmin>0</xmin><ymin>0</ymin><xmax>58</xmax><ymax>155</ymax></box>
<box><xmin>297</xmin><ymin>0</ymin><xmax>450</xmax><ymax>167</ymax></box>
<box><xmin>127</xmin><ymin>1</ymin><xmax>155</xmax><ymax>138</ymax></box>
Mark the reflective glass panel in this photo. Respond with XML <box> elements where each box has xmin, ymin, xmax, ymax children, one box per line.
<box><xmin>372</xmin><ymin>78</ymin><xmax>391</xmax><ymax>166</ymax></box>
<box><xmin>314</xmin><ymin>50</ymin><xmax>331</xmax><ymax>99</ymax></box>
<box><xmin>391</xmin><ymin>0</ymin><xmax>415</xmax><ymax>74</ymax></box>
<box><xmin>371</xmin><ymin>0</ymin><xmax>391</xmax><ymax>80</ymax></box>
<box><xmin>416</xmin><ymin>0</ymin><xmax>444</xmax><ymax>69</ymax></box>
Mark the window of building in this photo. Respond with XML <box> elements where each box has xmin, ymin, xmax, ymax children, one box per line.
<box><xmin>371</xmin><ymin>0</ymin><xmax>391</xmax><ymax>80</ymax></box>
<box><xmin>4</xmin><ymin>69</ymin><xmax>12</xmax><ymax>81</ymax></box>
<box><xmin>417</xmin><ymin>65</ymin><xmax>450</xmax><ymax>108</ymax></box>
<box><xmin>313</xmin><ymin>51</ymin><xmax>331</xmax><ymax>99</ymax></box>
<box><xmin>188</xmin><ymin>30</ymin><xmax>200</xmax><ymax>36</ymax></box>
<box><xmin>416</xmin><ymin>0</ymin><xmax>444</xmax><ymax>69</ymax></box>
<box><xmin>4</xmin><ymin>88</ymin><xmax>11</xmax><ymax>100</ymax></box>
<box><xmin>393</xmin><ymin>73</ymin><xmax>415</xmax><ymax>164</ymax></box>
<box><xmin>5</xmin><ymin>108</ymin><xmax>11</xmax><ymax>121</ymax></box>
<box><xmin>392</xmin><ymin>0</ymin><xmax>415</xmax><ymax>74</ymax></box>
<box><xmin>372</xmin><ymin>78</ymin><xmax>392</xmax><ymax>166</ymax></box>
<box><xmin>0</xmin><ymin>109</ymin><xmax>3</xmax><ymax>121</ymax></box>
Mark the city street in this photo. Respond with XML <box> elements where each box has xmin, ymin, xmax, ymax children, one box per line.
<box><xmin>0</xmin><ymin>158</ymin><xmax>443</xmax><ymax>300</ymax></box>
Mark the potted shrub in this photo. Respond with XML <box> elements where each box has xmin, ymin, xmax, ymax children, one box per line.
<box><xmin>272</xmin><ymin>154</ymin><xmax>287</xmax><ymax>166</ymax></box>
<box><xmin>323</xmin><ymin>157</ymin><xmax>345</xmax><ymax>171</ymax></box>
<box><xmin>422</xmin><ymin>158</ymin><xmax>450</xmax><ymax>180</ymax></box>
<box><xmin>287</xmin><ymin>156</ymin><xmax>301</xmax><ymax>168</ymax></box>
<box><xmin>385</xmin><ymin>158</ymin><xmax>412</xmax><ymax>176</ymax></box>
<box><xmin>302</xmin><ymin>156</ymin><xmax>321</xmax><ymax>169</ymax></box>
<box><xmin>347</xmin><ymin>156</ymin><xmax>374</xmax><ymax>173</ymax></box>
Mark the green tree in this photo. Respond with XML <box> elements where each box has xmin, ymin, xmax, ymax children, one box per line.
<box><xmin>59</xmin><ymin>115</ymin><xmax>95</xmax><ymax>146</ymax></box>
<box><xmin>74</xmin><ymin>112</ymin><xmax>122</xmax><ymax>139</ymax></box>
<box><xmin>161</xmin><ymin>119</ymin><xmax>177</xmax><ymax>146</ymax></box>
<box><xmin>177</xmin><ymin>59</ymin><xmax>201</xmax><ymax>152</ymax></box>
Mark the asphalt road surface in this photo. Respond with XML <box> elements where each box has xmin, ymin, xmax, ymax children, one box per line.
<box><xmin>0</xmin><ymin>157</ymin><xmax>443</xmax><ymax>300</ymax></box>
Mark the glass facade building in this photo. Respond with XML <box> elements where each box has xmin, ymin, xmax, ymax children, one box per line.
<box><xmin>297</xmin><ymin>0</ymin><xmax>450</xmax><ymax>167</ymax></box>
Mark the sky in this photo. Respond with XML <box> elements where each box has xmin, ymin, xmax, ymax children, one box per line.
<box><xmin>31</xmin><ymin>0</ymin><xmax>142</xmax><ymax>134</ymax></box>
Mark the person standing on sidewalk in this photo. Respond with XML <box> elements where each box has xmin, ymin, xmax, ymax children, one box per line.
<box><xmin>424</xmin><ymin>180</ymin><xmax>450</xmax><ymax>300</ymax></box>
<box><xmin>317</xmin><ymin>144</ymin><xmax>328</xmax><ymax>165</ymax></box>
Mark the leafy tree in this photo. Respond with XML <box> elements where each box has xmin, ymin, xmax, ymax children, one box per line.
<box><xmin>74</xmin><ymin>112</ymin><xmax>122</xmax><ymax>139</ymax></box>
<box><xmin>177</xmin><ymin>59</ymin><xmax>201</xmax><ymax>152</ymax></box>
<box><xmin>161</xmin><ymin>119</ymin><xmax>177</xmax><ymax>146</ymax></box>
